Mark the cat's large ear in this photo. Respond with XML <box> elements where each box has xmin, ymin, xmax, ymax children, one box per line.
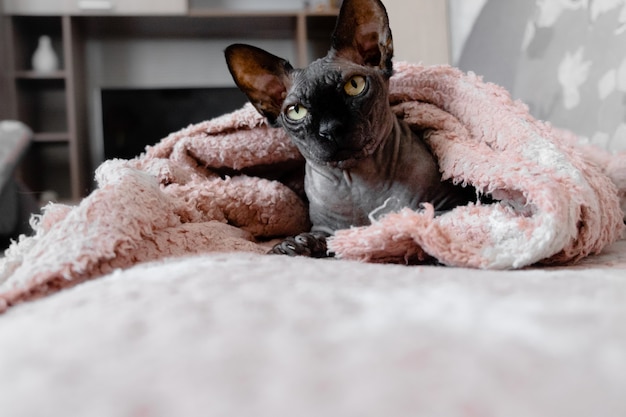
<box><xmin>225</xmin><ymin>44</ymin><xmax>293</xmax><ymax>125</ymax></box>
<box><xmin>330</xmin><ymin>0</ymin><xmax>393</xmax><ymax>77</ymax></box>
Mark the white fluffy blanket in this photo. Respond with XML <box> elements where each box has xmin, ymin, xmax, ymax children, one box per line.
<box><xmin>0</xmin><ymin>62</ymin><xmax>624</xmax><ymax>312</ymax></box>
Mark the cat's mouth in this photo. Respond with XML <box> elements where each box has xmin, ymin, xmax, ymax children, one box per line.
<box><xmin>311</xmin><ymin>134</ymin><xmax>384</xmax><ymax>168</ymax></box>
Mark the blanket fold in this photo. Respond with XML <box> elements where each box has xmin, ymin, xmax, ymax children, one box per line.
<box><xmin>1</xmin><ymin>62</ymin><xmax>624</xmax><ymax>311</ymax></box>
<box><xmin>331</xmin><ymin>63</ymin><xmax>625</xmax><ymax>268</ymax></box>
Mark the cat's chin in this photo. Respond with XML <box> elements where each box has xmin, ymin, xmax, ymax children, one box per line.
<box><xmin>310</xmin><ymin>136</ymin><xmax>383</xmax><ymax>168</ymax></box>
<box><xmin>316</xmin><ymin>142</ymin><xmax>382</xmax><ymax>169</ymax></box>
<box><xmin>307</xmin><ymin>152</ymin><xmax>361</xmax><ymax>169</ymax></box>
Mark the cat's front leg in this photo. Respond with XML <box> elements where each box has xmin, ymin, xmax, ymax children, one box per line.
<box><xmin>269</xmin><ymin>230</ymin><xmax>333</xmax><ymax>258</ymax></box>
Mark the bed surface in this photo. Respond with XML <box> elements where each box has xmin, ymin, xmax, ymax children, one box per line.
<box><xmin>1</xmin><ymin>239</ymin><xmax>625</xmax><ymax>417</ymax></box>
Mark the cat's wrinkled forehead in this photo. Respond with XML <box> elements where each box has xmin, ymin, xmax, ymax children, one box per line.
<box><xmin>294</xmin><ymin>57</ymin><xmax>343</xmax><ymax>84</ymax></box>
<box><xmin>288</xmin><ymin>55</ymin><xmax>376</xmax><ymax>98</ymax></box>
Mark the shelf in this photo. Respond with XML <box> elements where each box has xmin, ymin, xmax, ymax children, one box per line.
<box><xmin>80</xmin><ymin>11</ymin><xmax>338</xmax><ymax>40</ymax></box>
<box><xmin>19</xmin><ymin>142</ymin><xmax>73</xmax><ymax>200</ymax></box>
<box><xmin>2</xmin><ymin>10</ymin><xmax>340</xmax><ymax>201</ymax></box>
<box><xmin>188</xmin><ymin>9</ymin><xmax>299</xmax><ymax>17</ymax></box>
<box><xmin>9</xmin><ymin>16</ymin><xmax>64</xmax><ymax>73</ymax></box>
<box><xmin>187</xmin><ymin>8</ymin><xmax>339</xmax><ymax>17</ymax></box>
<box><xmin>15</xmin><ymin>78</ymin><xmax>68</xmax><ymax>133</ymax></box>
<box><xmin>14</xmin><ymin>70</ymin><xmax>67</xmax><ymax>80</ymax></box>
<box><xmin>5</xmin><ymin>15</ymin><xmax>87</xmax><ymax>201</ymax></box>
<box><xmin>33</xmin><ymin>132</ymin><xmax>71</xmax><ymax>142</ymax></box>
<box><xmin>301</xmin><ymin>7</ymin><xmax>341</xmax><ymax>17</ymax></box>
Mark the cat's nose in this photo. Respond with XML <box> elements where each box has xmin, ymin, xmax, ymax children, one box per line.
<box><xmin>318</xmin><ymin>119</ymin><xmax>343</xmax><ymax>142</ymax></box>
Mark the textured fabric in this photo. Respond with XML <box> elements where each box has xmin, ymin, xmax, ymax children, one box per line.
<box><xmin>1</xmin><ymin>245</ymin><xmax>625</xmax><ymax>417</ymax></box>
<box><xmin>1</xmin><ymin>63</ymin><xmax>625</xmax><ymax>312</ymax></box>
<box><xmin>330</xmin><ymin>63</ymin><xmax>625</xmax><ymax>268</ymax></box>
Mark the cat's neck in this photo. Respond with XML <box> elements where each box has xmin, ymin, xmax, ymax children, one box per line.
<box><xmin>307</xmin><ymin>115</ymin><xmax>432</xmax><ymax>182</ymax></box>
<box><xmin>303</xmin><ymin>113</ymin><xmax>451</xmax><ymax>231</ymax></box>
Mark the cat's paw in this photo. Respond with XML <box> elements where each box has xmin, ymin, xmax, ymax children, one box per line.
<box><xmin>268</xmin><ymin>232</ymin><xmax>332</xmax><ymax>258</ymax></box>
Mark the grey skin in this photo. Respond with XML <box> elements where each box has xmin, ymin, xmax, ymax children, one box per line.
<box><xmin>225</xmin><ymin>0</ymin><xmax>477</xmax><ymax>257</ymax></box>
<box><xmin>299</xmin><ymin>60</ymin><xmax>473</xmax><ymax>235</ymax></box>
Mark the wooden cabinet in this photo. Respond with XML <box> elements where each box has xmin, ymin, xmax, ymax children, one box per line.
<box><xmin>1</xmin><ymin>1</ymin><xmax>449</xmax><ymax>203</ymax></box>
<box><xmin>2</xmin><ymin>0</ymin><xmax>67</xmax><ymax>15</ymax></box>
<box><xmin>0</xmin><ymin>2</ymin><xmax>340</xmax><ymax>202</ymax></box>
<box><xmin>3</xmin><ymin>15</ymin><xmax>87</xmax><ymax>201</ymax></box>
<box><xmin>3</xmin><ymin>0</ymin><xmax>186</xmax><ymax>15</ymax></box>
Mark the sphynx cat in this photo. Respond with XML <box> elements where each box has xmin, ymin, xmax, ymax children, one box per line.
<box><xmin>225</xmin><ymin>0</ymin><xmax>477</xmax><ymax>257</ymax></box>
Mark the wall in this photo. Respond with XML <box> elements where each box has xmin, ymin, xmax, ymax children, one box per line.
<box><xmin>84</xmin><ymin>34</ymin><xmax>295</xmax><ymax>166</ymax></box>
<box><xmin>447</xmin><ymin>0</ymin><xmax>486</xmax><ymax>65</ymax></box>
<box><xmin>385</xmin><ymin>0</ymin><xmax>450</xmax><ymax>65</ymax></box>
<box><xmin>454</xmin><ymin>0</ymin><xmax>626</xmax><ymax>152</ymax></box>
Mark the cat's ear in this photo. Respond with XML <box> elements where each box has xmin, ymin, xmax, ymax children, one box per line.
<box><xmin>330</xmin><ymin>0</ymin><xmax>393</xmax><ymax>77</ymax></box>
<box><xmin>225</xmin><ymin>44</ymin><xmax>293</xmax><ymax>125</ymax></box>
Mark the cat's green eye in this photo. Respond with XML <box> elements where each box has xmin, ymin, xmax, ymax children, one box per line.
<box><xmin>286</xmin><ymin>103</ymin><xmax>308</xmax><ymax>121</ymax></box>
<box><xmin>344</xmin><ymin>75</ymin><xmax>367</xmax><ymax>96</ymax></box>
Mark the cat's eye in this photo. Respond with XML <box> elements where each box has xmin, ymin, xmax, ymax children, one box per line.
<box><xmin>344</xmin><ymin>75</ymin><xmax>367</xmax><ymax>96</ymax></box>
<box><xmin>285</xmin><ymin>103</ymin><xmax>308</xmax><ymax>121</ymax></box>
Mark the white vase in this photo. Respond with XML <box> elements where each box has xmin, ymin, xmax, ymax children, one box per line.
<box><xmin>32</xmin><ymin>35</ymin><xmax>59</xmax><ymax>73</ymax></box>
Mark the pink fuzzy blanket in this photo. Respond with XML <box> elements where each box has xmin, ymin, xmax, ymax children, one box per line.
<box><xmin>1</xmin><ymin>62</ymin><xmax>624</xmax><ymax>311</ymax></box>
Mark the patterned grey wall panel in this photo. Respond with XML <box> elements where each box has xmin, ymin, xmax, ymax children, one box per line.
<box><xmin>455</xmin><ymin>0</ymin><xmax>626</xmax><ymax>152</ymax></box>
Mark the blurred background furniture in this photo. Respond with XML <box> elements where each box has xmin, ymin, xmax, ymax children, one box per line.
<box><xmin>0</xmin><ymin>0</ymin><xmax>448</xmax><ymax>204</ymax></box>
<box><xmin>0</xmin><ymin>121</ymin><xmax>37</xmax><ymax>250</ymax></box>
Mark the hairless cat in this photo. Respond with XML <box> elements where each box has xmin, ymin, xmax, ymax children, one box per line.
<box><xmin>226</xmin><ymin>0</ymin><xmax>478</xmax><ymax>257</ymax></box>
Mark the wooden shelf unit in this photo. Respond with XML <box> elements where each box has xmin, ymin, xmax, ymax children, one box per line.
<box><xmin>32</xmin><ymin>132</ymin><xmax>72</xmax><ymax>143</ymax></box>
<box><xmin>1</xmin><ymin>3</ymin><xmax>339</xmax><ymax>201</ymax></box>
<box><xmin>14</xmin><ymin>70</ymin><xmax>67</xmax><ymax>79</ymax></box>
<box><xmin>3</xmin><ymin>14</ymin><xmax>87</xmax><ymax>201</ymax></box>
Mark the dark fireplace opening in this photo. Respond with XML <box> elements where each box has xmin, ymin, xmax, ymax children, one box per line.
<box><xmin>101</xmin><ymin>87</ymin><xmax>248</xmax><ymax>160</ymax></box>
